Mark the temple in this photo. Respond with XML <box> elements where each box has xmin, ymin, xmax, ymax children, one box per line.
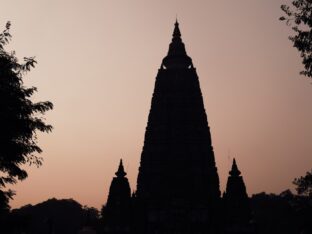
<box><xmin>101</xmin><ymin>160</ymin><xmax>131</xmax><ymax>233</ymax></box>
<box><xmin>135</xmin><ymin>20</ymin><xmax>221</xmax><ymax>233</ymax></box>
<box><xmin>102</xmin><ymin>21</ymin><xmax>253</xmax><ymax>234</ymax></box>
<box><xmin>223</xmin><ymin>159</ymin><xmax>253</xmax><ymax>233</ymax></box>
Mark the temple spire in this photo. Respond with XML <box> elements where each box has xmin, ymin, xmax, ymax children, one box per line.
<box><xmin>223</xmin><ymin>158</ymin><xmax>252</xmax><ymax>231</ymax></box>
<box><xmin>162</xmin><ymin>20</ymin><xmax>193</xmax><ymax>69</ymax></box>
<box><xmin>229</xmin><ymin>158</ymin><xmax>241</xmax><ymax>177</ymax></box>
<box><xmin>136</xmin><ymin>20</ymin><xmax>220</xmax><ymax>233</ymax></box>
<box><xmin>115</xmin><ymin>159</ymin><xmax>126</xmax><ymax>178</ymax></box>
<box><xmin>102</xmin><ymin>159</ymin><xmax>132</xmax><ymax>232</ymax></box>
<box><xmin>172</xmin><ymin>19</ymin><xmax>181</xmax><ymax>41</ymax></box>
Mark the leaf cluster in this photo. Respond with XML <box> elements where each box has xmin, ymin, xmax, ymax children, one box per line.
<box><xmin>0</xmin><ymin>22</ymin><xmax>53</xmax><ymax>210</ymax></box>
<box><xmin>280</xmin><ymin>0</ymin><xmax>312</xmax><ymax>78</ymax></box>
<box><xmin>293</xmin><ymin>169</ymin><xmax>312</xmax><ymax>197</ymax></box>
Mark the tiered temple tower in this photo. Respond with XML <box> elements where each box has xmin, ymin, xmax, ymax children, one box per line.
<box><xmin>135</xmin><ymin>20</ymin><xmax>221</xmax><ymax>233</ymax></box>
<box><xmin>102</xmin><ymin>160</ymin><xmax>132</xmax><ymax>233</ymax></box>
<box><xmin>223</xmin><ymin>159</ymin><xmax>252</xmax><ymax>234</ymax></box>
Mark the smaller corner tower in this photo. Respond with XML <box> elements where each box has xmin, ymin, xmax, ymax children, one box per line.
<box><xmin>223</xmin><ymin>158</ymin><xmax>253</xmax><ymax>234</ymax></box>
<box><xmin>102</xmin><ymin>159</ymin><xmax>132</xmax><ymax>234</ymax></box>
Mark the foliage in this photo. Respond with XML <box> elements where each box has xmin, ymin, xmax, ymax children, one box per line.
<box><xmin>0</xmin><ymin>21</ymin><xmax>53</xmax><ymax>211</ymax></box>
<box><xmin>293</xmin><ymin>169</ymin><xmax>312</xmax><ymax>196</ymax></box>
<box><xmin>280</xmin><ymin>0</ymin><xmax>312</xmax><ymax>78</ymax></box>
<box><xmin>7</xmin><ymin>198</ymin><xmax>100</xmax><ymax>234</ymax></box>
<box><xmin>251</xmin><ymin>192</ymin><xmax>312</xmax><ymax>234</ymax></box>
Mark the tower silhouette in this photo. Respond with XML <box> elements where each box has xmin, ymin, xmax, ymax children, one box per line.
<box><xmin>135</xmin><ymin>20</ymin><xmax>221</xmax><ymax>233</ymax></box>
<box><xmin>223</xmin><ymin>159</ymin><xmax>253</xmax><ymax>234</ymax></box>
<box><xmin>102</xmin><ymin>160</ymin><xmax>131</xmax><ymax>233</ymax></box>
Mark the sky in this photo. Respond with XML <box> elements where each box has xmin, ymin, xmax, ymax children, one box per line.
<box><xmin>1</xmin><ymin>0</ymin><xmax>312</xmax><ymax>210</ymax></box>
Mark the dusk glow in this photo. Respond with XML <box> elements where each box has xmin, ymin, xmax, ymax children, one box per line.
<box><xmin>1</xmin><ymin>0</ymin><xmax>312</xmax><ymax>210</ymax></box>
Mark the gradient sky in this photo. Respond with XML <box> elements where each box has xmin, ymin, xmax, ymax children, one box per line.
<box><xmin>1</xmin><ymin>0</ymin><xmax>312</xmax><ymax>210</ymax></box>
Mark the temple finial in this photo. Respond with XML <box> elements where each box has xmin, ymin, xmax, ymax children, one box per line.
<box><xmin>172</xmin><ymin>19</ymin><xmax>181</xmax><ymax>40</ymax></box>
<box><xmin>115</xmin><ymin>159</ymin><xmax>127</xmax><ymax>177</ymax></box>
<box><xmin>161</xmin><ymin>20</ymin><xmax>193</xmax><ymax>69</ymax></box>
<box><xmin>229</xmin><ymin>158</ymin><xmax>241</xmax><ymax>176</ymax></box>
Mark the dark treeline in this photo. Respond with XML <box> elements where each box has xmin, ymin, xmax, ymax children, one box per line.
<box><xmin>0</xmin><ymin>191</ymin><xmax>311</xmax><ymax>234</ymax></box>
<box><xmin>1</xmin><ymin>198</ymin><xmax>100</xmax><ymax>234</ymax></box>
<box><xmin>251</xmin><ymin>190</ymin><xmax>312</xmax><ymax>234</ymax></box>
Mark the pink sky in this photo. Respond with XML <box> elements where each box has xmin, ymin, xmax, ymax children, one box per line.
<box><xmin>1</xmin><ymin>0</ymin><xmax>312</xmax><ymax>210</ymax></box>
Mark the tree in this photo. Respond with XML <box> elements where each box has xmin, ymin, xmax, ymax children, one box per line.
<box><xmin>293</xmin><ymin>169</ymin><xmax>312</xmax><ymax>197</ymax></box>
<box><xmin>280</xmin><ymin>0</ymin><xmax>312</xmax><ymax>78</ymax></box>
<box><xmin>0</xmin><ymin>21</ymin><xmax>53</xmax><ymax>213</ymax></box>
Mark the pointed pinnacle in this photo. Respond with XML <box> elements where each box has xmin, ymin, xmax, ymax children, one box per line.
<box><xmin>115</xmin><ymin>159</ymin><xmax>127</xmax><ymax>177</ymax></box>
<box><xmin>230</xmin><ymin>158</ymin><xmax>241</xmax><ymax>176</ymax></box>
<box><xmin>172</xmin><ymin>19</ymin><xmax>181</xmax><ymax>40</ymax></box>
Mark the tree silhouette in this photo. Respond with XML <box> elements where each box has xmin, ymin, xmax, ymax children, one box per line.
<box><xmin>280</xmin><ymin>0</ymin><xmax>312</xmax><ymax>78</ymax></box>
<box><xmin>8</xmin><ymin>198</ymin><xmax>99</xmax><ymax>234</ymax></box>
<box><xmin>0</xmin><ymin>22</ymin><xmax>53</xmax><ymax>213</ymax></box>
<box><xmin>293</xmin><ymin>169</ymin><xmax>312</xmax><ymax>197</ymax></box>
